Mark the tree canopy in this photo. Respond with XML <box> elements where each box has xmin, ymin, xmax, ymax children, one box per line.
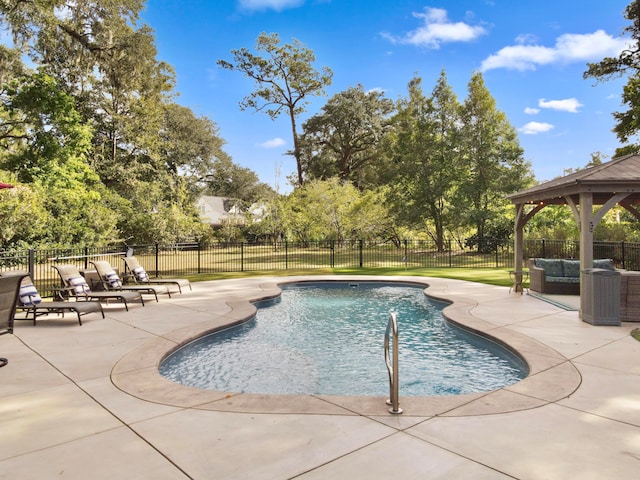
<box><xmin>0</xmin><ymin>1</ymin><xmax>569</xmax><ymax>251</ymax></box>
<box><xmin>585</xmin><ymin>0</ymin><xmax>640</xmax><ymax>155</ymax></box>
<box><xmin>217</xmin><ymin>32</ymin><xmax>333</xmax><ymax>186</ymax></box>
<box><xmin>0</xmin><ymin>0</ymin><xmax>245</xmax><ymax>246</ymax></box>
<box><xmin>299</xmin><ymin>84</ymin><xmax>394</xmax><ymax>188</ymax></box>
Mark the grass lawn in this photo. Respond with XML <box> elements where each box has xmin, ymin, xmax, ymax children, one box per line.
<box><xmin>185</xmin><ymin>267</ymin><xmax>514</xmax><ymax>288</ymax></box>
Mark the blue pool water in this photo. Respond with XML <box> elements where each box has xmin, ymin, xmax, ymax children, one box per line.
<box><xmin>160</xmin><ymin>282</ymin><xmax>528</xmax><ymax>396</ymax></box>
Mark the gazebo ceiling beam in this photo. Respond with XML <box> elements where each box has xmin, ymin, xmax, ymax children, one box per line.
<box><xmin>619</xmin><ymin>200</ymin><xmax>640</xmax><ymax>221</ymax></box>
<box><xmin>564</xmin><ymin>195</ymin><xmax>580</xmax><ymax>228</ymax></box>
<box><xmin>513</xmin><ymin>192</ymin><xmax>640</xmax><ymax>207</ymax></box>
<box><xmin>515</xmin><ymin>202</ymin><xmax>546</xmax><ymax>230</ymax></box>
<box><xmin>590</xmin><ymin>193</ymin><xmax>631</xmax><ymax>232</ymax></box>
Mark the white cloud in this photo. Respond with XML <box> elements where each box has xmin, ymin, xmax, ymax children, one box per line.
<box><xmin>538</xmin><ymin>98</ymin><xmax>583</xmax><ymax>113</ymax></box>
<box><xmin>257</xmin><ymin>138</ymin><xmax>286</xmax><ymax>148</ymax></box>
<box><xmin>481</xmin><ymin>30</ymin><xmax>631</xmax><ymax>71</ymax></box>
<box><xmin>238</xmin><ymin>0</ymin><xmax>303</xmax><ymax>11</ymax></box>
<box><xmin>515</xmin><ymin>33</ymin><xmax>538</xmax><ymax>45</ymax></box>
<box><xmin>519</xmin><ymin>121</ymin><xmax>554</xmax><ymax>135</ymax></box>
<box><xmin>382</xmin><ymin>7</ymin><xmax>486</xmax><ymax>48</ymax></box>
<box><xmin>524</xmin><ymin>107</ymin><xmax>540</xmax><ymax>115</ymax></box>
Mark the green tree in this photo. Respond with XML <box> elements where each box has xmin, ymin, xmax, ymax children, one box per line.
<box><xmin>160</xmin><ymin>103</ymin><xmax>229</xmax><ymax>180</ymax></box>
<box><xmin>204</xmin><ymin>155</ymin><xmax>273</xmax><ymax>207</ymax></box>
<box><xmin>1</xmin><ymin>73</ymin><xmax>93</xmax><ymax>181</ymax></box>
<box><xmin>584</xmin><ymin>1</ymin><xmax>640</xmax><ymax>154</ymax></box>
<box><xmin>243</xmin><ymin>193</ymin><xmax>286</xmax><ymax>244</ymax></box>
<box><xmin>299</xmin><ymin>84</ymin><xmax>394</xmax><ymax>188</ymax></box>
<box><xmin>217</xmin><ymin>32</ymin><xmax>333</xmax><ymax>186</ymax></box>
<box><xmin>0</xmin><ymin>44</ymin><xmax>25</xmax><ymax>87</ymax></box>
<box><xmin>0</xmin><ymin>1</ymin><xmax>267</xmax><ymax>246</ymax></box>
<box><xmin>282</xmin><ymin>178</ymin><xmax>391</xmax><ymax>244</ymax></box>
<box><xmin>385</xmin><ymin>72</ymin><xmax>462</xmax><ymax>251</ymax></box>
<box><xmin>0</xmin><ymin>179</ymin><xmax>49</xmax><ymax>249</ymax></box>
<box><xmin>457</xmin><ymin>72</ymin><xmax>533</xmax><ymax>251</ymax></box>
<box><xmin>0</xmin><ymin>72</ymin><xmax>122</xmax><ymax>245</ymax></box>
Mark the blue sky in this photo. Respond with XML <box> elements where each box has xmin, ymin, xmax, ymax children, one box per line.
<box><xmin>141</xmin><ymin>0</ymin><xmax>633</xmax><ymax>192</ymax></box>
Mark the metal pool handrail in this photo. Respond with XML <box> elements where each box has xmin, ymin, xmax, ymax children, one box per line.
<box><xmin>384</xmin><ymin>312</ymin><xmax>402</xmax><ymax>414</ymax></box>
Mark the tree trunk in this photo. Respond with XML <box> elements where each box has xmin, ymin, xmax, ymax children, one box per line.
<box><xmin>289</xmin><ymin>107</ymin><xmax>303</xmax><ymax>185</ymax></box>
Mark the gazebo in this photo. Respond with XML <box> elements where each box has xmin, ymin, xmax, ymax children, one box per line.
<box><xmin>508</xmin><ymin>154</ymin><xmax>640</xmax><ymax>311</ymax></box>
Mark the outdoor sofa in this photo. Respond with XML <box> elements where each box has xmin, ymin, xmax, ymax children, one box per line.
<box><xmin>528</xmin><ymin>258</ymin><xmax>616</xmax><ymax>295</ymax></box>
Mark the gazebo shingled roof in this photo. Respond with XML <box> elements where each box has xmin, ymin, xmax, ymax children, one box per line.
<box><xmin>508</xmin><ymin>153</ymin><xmax>640</xmax><ymax>207</ymax></box>
<box><xmin>508</xmin><ymin>154</ymin><xmax>640</xmax><ymax>311</ymax></box>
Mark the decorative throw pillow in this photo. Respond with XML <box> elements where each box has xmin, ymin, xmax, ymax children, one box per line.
<box><xmin>69</xmin><ymin>276</ymin><xmax>91</xmax><ymax>294</ymax></box>
<box><xmin>19</xmin><ymin>282</ymin><xmax>42</xmax><ymax>306</ymax></box>
<box><xmin>593</xmin><ymin>259</ymin><xmax>614</xmax><ymax>270</ymax></box>
<box><xmin>536</xmin><ymin>258</ymin><xmax>564</xmax><ymax>277</ymax></box>
<box><xmin>132</xmin><ymin>266</ymin><xmax>149</xmax><ymax>282</ymax></box>
<box><xmin>562</xmin><ymin>259</ymin><xmax>581</xmax><ymax>278</ymax></box>
<box><xmin>105</xmin><ymin>270</ymin><xmax>122</xmax><ymax>288</ymax></box>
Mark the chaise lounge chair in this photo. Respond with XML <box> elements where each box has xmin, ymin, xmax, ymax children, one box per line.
<box><xmin>1</xmin><ymin>271</ymin><xmax>104</xmax><ymax>326</ymax></box>
<box><xmin>123</xmin><ymin>256</ymin><xmax>191</xmax><ymax>294</ymax></box>
<box><xmin>90</xmin><ymin>260</ymin><xmax>170</xmax><ymax>302</ymax></box>
<box><xmin>0</xmin><ymin>272</ymin><xmax>25</xmax><ymax>367</ymax></box>
<box><xmin>52</xmin><ymin>264</ymin><xmax>144</xmax><ymax>310</ymax></box>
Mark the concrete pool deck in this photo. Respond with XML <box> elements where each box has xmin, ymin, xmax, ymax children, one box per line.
<box><xmin>1</xmin><ymin>275</ymin><xmax>639</xmax><ymax>479</ymax></box>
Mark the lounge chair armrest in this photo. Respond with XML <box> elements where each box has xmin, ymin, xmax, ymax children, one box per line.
<box><xmin>120</xmin><ymin>272</ymin><xmax>136</xmax><ymax>284</ymax></box>
<box><xmin>53</xmin><ymin>286</ymin><xmax>75</xmax><ymax>300</ymax></box>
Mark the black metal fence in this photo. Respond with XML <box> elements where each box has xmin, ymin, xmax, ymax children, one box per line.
<box><xmin>2</xmin><ymin>239</ymin><xmax>639</xmax><ymax>297</ymax></box>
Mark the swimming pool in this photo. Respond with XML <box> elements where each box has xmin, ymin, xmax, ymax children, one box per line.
<box><xmin>160</xmin><ymin>281</ymin><xmax>528</xmax><ymax>396</ymax></box>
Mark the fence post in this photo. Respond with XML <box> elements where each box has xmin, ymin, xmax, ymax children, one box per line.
<box><xmin>449</xmin><ymin>239</ymin><xmax>452</xmax><ymax>268</ymax></box>
<box><xmin>285</xmin><ymin>241</ymin><xmax>288</xmax><ymax>270</ymax></box>
<box><xmin>403</xmin><ymin>240</ymin><xmax>408</xmax><ymax>268</ymax></box>
<box><xmin>197</xmin><ymin>243</ymin><xmax>202</xmax><ymax>274</ymax></box>
<box><xmin>28</xmin><ymin>249</ymin><xmax>35</xmax><ymax>275</ymax></box>
<box><xmin>495</xmin><ymin>243</ymin><xmax>499</xmax><ymax>268</ymax></box>
<box><xmin>359</xmin><ymin>240</ymin><xmax>364</xmax><ymax>268</ymax></box>
<box><xmin>84</xmin><ymin>246</ymin><xmax>89</xmax><ymax>269</ymax></box>
<box><xmin>621</xmin><ymin>241</ymin><xmax>626</xmax><ymax>269</ymax></box>
<box><xmin>155</xmin><ymin>244</ymin><xmax>159</xmax><ymax>277</ymax></box>
<box><xmin>541</xmin><ymin>239</ymin><xmax>546</xmax><ymax>258</ymax></box>
<box><xmin>331</xmin><ymin>240</ymin><xmax>335</xmax><ymax>268</ymax></box>
<box><xmin>241</xmin><ymin>243</ymin><xmax>245</xmax><ymax>272</ymax></box>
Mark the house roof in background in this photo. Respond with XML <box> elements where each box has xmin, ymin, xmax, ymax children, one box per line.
<box><xmin>196</xmin><ymin>196</ymin><xmax>243</xmax><ymax>226</ymax></box>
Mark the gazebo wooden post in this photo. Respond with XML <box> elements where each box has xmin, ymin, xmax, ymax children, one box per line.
<box><xmin>579</xmin><ymin>192</ymin><xmax>594</xmax><ymax>270</ymax></box>
<box><xmin>513</xmin><ymin>203</ymin><xmax>525</xmax><ymax>293</ymax></box>
<box><xmin>579</xmin><ymin>192</ymin><xmax>594</xmax><ymax>317</ymax></box>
